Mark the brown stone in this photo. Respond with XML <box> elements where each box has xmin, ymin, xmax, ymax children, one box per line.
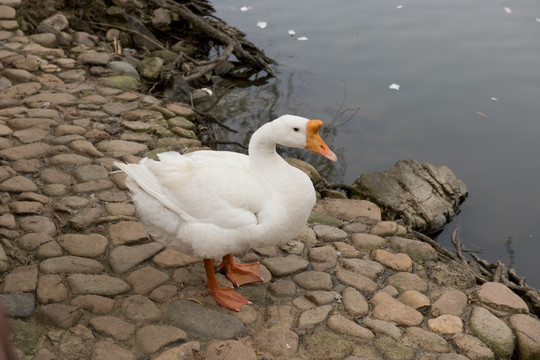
<box><xmin>108</xmin><ymin>221</ymin><xmax>148</xmax><ymax>244</ymax></box>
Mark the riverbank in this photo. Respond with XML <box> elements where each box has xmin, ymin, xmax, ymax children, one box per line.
<box><xmin>0</xmin><ymin>1</ymin><xmax>539</xmax><ymax>359</ymax></box>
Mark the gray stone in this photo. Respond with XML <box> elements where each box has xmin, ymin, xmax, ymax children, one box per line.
<box><xmin>370</xmin><ymin>292</ymin><xmax>423</xmax><ymax>326</ymax></box>
<box><xmin>204</xmin><ymin>340</ymin><xmax>257</xmax><ymax>360</ymax></box>
<box><xmin>0</xmin><ymin>293</ymin><xmax>35</xmax><ymax>318</ymax></box>
<box><xmin>351</xmin><ymin>233</ymin><xmax>386</xmax><ymax>249</ymax></box>
<box><xmin>373</xmin><ymin>335</ymin><xmax>415</xmax><ymax>360</ymax></box>
<box><xmin>469</xmin><ymin>306</ymin><xmax>515</xmax><ymax>358</ymax></box>
<box><xmin>369</xmin><ymin>220</ymin><xmax>407</xmax><ymax>236</ymax></box>
<box><xmin>262</xmin><ymin>255</ymin><xmax>309</xmax><ymax>276</ymax></box>
<box><xmin>342</xmin><ymin>287</ymin><xmax>369</xmax><ymax>317</ymax></box>
<box><xmin>109</xmin><ymin>243</ymin><xmax>165</xmax><ymax>274</ymax></box>
<box><xmin>92</xmin><ymin>341</ymin><xmax>135</xmax><ymax>360</ymax></box>
<box><xmin>306</xmin><ymin>291</ymin><xmax>336</xmax><ymax>305</ymax></box>
<box><xmin>107</xmin><ymin>61</ymin><xmax>140</xmax><ymax>80</ymax></box>
<box><xmin>372</xmin><ymin>249</ymin><xmax>413</xmax><ymax>272</ymax></box>
<box><xmin>474</xmin><ymin>281</ymin><xmax>529</xmax><ymax>315</ymax></box>
<box><xmin>508</xmin><ymin>314</ymin><xmax>540</xmax><ymax>360</ymax></box>
<box><xmin>121</xmin><ymin>295</ymin><xmax>162</xmax><ymax>322</ymax></box>
<box><xmin>293</xmin><ymin>271</ymin><xmax>333</xmax><ymax>290</ymax></box>
<box><xmin>340</xmin><ymin>258</ymin><xmax>384</xmax><ymax>279</ymax></box>
<box><xmin>327</xmin><ymin>314</ymin><xmax>374</xmax><ymax>339</ymax></box>
<box><xmin>453</xmin><ymin>333</ymin><xmax>495</xmax><ymax>360</ymax></box>
<box><xmin>102</xmin><ymin>102</ymin><xmax>139</xmax><ymax>116</ymax></box>
<box><xmin>398</xmin><ymin>290</ymin><xmax>430</xmax><ymax>311</ymax></box>
<box><xmin>67</xmin><ymin>274</ymin><xmax>130</xmax><ymax>296</ymax></box>
<box><xmin>165</xmin><ymin>300</ymin><xmax>247</xmax><ymax>339</ymax></box>
<box><xmin>405</xmin><ymin>327</ymin><xmax>450</xmax><ymax>352</ymax></box>
<box><xmin>253</xmin><ymin>328</ymin><xmax>299</xmax><ymax>357</ymax></box>
<box><xmin>389</xmin><ymin>236</ymin><xmax>438</xmax><ymax>260</ymax></box>
<box><xmin>70</xmin><ymin>295</ymin><xmax>115</xmax><ymax>314</ymax></box>
<box><xmin>69</xmin><ymin>207</ymin><xmax>101</xmax><ymax>229</ymax></box>
<box><xmin>96</xmin><ymin>139</ymin><xmax>148</xmax><ymax>157</ymax></box>
<box><xmin>136</xmin><ymin>325</ymin><xmax>187</xmax><ymax>355</ymax></box>
<box><xmin>353</xmin><ymin>159</ymin><xmax>467</xmax><ymax>234</ymax></box>
<box><xmin>108</xmin><ymin>221</ymin><xmax>149</xmax><ymax>244</ymax></box>
<box><xmin>0</xmin><ymin>176</ymin><xmax>38</xmax><ymax>192</ymax></box>
<box><xmin>39</xmin><ymin>304</ymin><xmax>83</xmax><ymax>329</ymax></box>
<box><xmin>385</xmin><ymin>272</ymin><xmax>428</xmax><ymax>293</ymax></box>
<box><xmin>362</xmin><ymin>316</ymin><xmax>403</xmax><ymax>341</ymax></box>
<box><xmin>73</xmin><ymin>164</ymin><xmax>109</xmax><ymax>182</ymax></box>
<box><xmin>2</xmin><ymin>68</ymin><xmax>37</xmax><ymax>83</ymax></box>
<box><xmin>298</xmin><ymin>305</ymin><xmax>332</xmax><ymax>328</ymax></box>
<box><xmin>427</xmin><ymin>314</ymin><xmax>463</xmax><ymax>334</ymax></box>
<box><xmin>89</xmin><ymin>316</ymin><xmax>135</xmax><ymax>341</ymax></box>
<box><xmin>77</xmin><ymin>52</ymin><xmax>111</xmax><ymax>65</ymax></box>
<box><xmin>37</xmin><ymin>274</ymin><xmax>69</xmax><ymax>303</ymax></box>
<box><xmin>269</xmin><ymin>279</ymin><xmax>297</xmax><ymax>297</ymax></box>
<box><xmin>432</xmin><ymin>289</ymin><xmax>468</xmax><ymax>317</ymax></box>
<box><xmin>309</xmin><ymin>246</ymin><xmax>338</xmax><ymax>271</ymax></box>
<box><xmin>335</xmin><ymin>268</ymin><xmax>378</xmax><ymax>293</ymax></box>
<box><xmin>312</xmin><ymin>224</ymin><xmax>348</xmax><ymax>242</ymax></box>
<box><xmin>40</xmin><ymin>256</ymin><xmax>104</xmax><ymax>274</ymax></box>
<box><xmin>127</xmin><ymin>266</ymin><xmax>169</xmax><ymax>295</ymax></box>
<box><xmin>314</xmin><ymin>198</ymin><xmax>381</xmax><ymax>222</ymax></box>
<box><xmin>57</xmin><ymin>233</ymin><xmax>108</xmax><ymax>257</ymax></box>
<box><xmin>3</xmin><ymin>265</ymin><xmax>38</xmax><ymax>293</ymax></box>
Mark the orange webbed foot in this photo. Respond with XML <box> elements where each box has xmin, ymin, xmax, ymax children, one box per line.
<box><xmin>204</xmin><ymin>258</ymin><xmax>253</xmax><ymax>311</ymax></box>
<box><xmin>208</xmin><ymin>286</ymin><xmax>251</xmax><ymax>311</ymax></box>
<box><xmin>218</xmin><ymin>254</ymin><xmax>263</xmax><ymax>287</ymax></box>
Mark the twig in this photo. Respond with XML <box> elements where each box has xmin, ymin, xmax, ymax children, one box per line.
<box><xmin>87</xmin><ymin>21</ymin><xmax>169</xmax><ymax>52</ymax></box>
<box><xmin>1</xmin><ymin>239</ymin><xmax>30</xmax><ymax>265</ymax></box>
<box><xmin>450</xmin><ymin>228</ymin><xmax>467</xmax><ymax>264</ymax></box>
<box><xmin>411</xmin><ymin>230</ymin><xmax>457</xmax><ymax>261</ymax></box>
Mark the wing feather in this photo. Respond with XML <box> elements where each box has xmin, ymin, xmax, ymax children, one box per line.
<box><xmin>115</xmin><ymin>151</ymin><xmax>273</xmax><ymax>229</ymax></box>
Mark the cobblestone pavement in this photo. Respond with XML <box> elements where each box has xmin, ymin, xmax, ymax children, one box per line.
<box><xmin>0</xmin><ymin>1</ymin><xmax>539</xmax><ymax>359</ymax></box>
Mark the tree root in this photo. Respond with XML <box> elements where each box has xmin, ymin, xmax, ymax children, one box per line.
<box><xmin>413</xmin><ymin>228</ymin><xmax>540</xmax><ymax>315</ymax></box>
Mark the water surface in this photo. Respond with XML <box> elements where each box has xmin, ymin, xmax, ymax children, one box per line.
<box><xmin>201</xmin><ymin>0</ymin><xmax>540</xmax><ymax>287</ymax></box>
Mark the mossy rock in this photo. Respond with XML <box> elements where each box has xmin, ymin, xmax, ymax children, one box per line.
<box><xmin>307</xmin><ymin>210</ymin><xmax>342</xmax><ymax>227</ymax></box>
<box><xmin>373</xmin><ymin>336</ymin><xmax>416</xmax><ymax>360</ymax></box>
<box><xmin>171</xmin><ymin>127</ymin><xmax>197</xmax><ymax>140</ymax></box>
<box><xmin>302</xmin><ymin>329</ymin><xmax>352</xmax><ymax>360</ymax></box>
<box><xmin>98</xmin><ymin>75</ymin><xmax>139</xmax><ymax>90</ymax></box>
<box><xmin>137</xmin><ymin>57</ymin><xmax>164</xmax><ymax>81</ymax></box>
<box><xmin>167</xmin><ymin>116</ymin><xmax>196</xmax><ymax>131</ymax></box>
<box><xmin>152</xmin><ymin>50</ymin><xmax>178</xmax><ymax>64</ymax></box>
<box><xmin>10</xmin><ymin>320</ymin><xmax>41</xmax><ymax>355</ymax></box>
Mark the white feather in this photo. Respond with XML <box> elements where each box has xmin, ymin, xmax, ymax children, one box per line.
<box><xmin>114</xmin><ymin>115</ymin><xmax>330</xmax><ymax>259</ymax></box>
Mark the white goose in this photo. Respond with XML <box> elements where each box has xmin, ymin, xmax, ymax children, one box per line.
<box><xmin>114</xmin><ymin>115</ymin><xmax>337</xmax><ymax>311</ymax></box>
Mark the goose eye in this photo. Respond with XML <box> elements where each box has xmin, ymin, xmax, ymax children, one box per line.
<box><xmin>293</xmin><ymin>127</ymin><xmax>300</xmax><ymax>132</ymax></box>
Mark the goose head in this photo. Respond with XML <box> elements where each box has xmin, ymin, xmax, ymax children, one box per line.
<box><xmin>269</xmin><ymin>115</ymin><xmax>338</xmax><ymax>162</ymax></box>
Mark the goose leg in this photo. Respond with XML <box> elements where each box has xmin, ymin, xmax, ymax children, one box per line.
<box><xmin>204</xmin><ymin>258</ymin><xmax>251</xmax><ymax>311</ymax></box>
<box><xmin>217</xmin><ymin>253</ymin><xmax>263</xmax><ymax>287</ymax></box>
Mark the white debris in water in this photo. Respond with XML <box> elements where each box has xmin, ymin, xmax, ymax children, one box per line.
<box><xmin>240</xmin><ymin>6</ymin><xmax>252</xmax><ymax>12</ymax></box>
<box><xmin>504</xmin><ymin>7</ymin><xmax>512</xmax><ymax>14</ymax></box>
<box><xmin>536</xmin><ymin>17</ymin><xmax>540</xmax><ymax>22</ymax></box>
<box><xmin>256</xmin><ymin>21</ymin><xmax>267</xmax><ymax>29</ymax></box>
<box><xmin>296</xmin><ymin>36</ymin><xmax>308</xmax><ymax>41</ymax></box>
<box><xmin>396</xmin><ymin>5</ymin><xmax>403</xmax><ymax>9</ymax></box>
<box><xmin>201</xmin><ymin>88</ymin><xmax>213</xmax><ymax>95</ymax></box>
<box><xmin>389</xmin><ymin>83</ymin><xmax>400</xmax><ymax>90</ymax></box>
<box><xmin>288</xmin><ymin>29</ymin><xmax>296</xmax><ymax>36</ymax></box>
<box><xmin>491</xmin><ymin>97</ymin><xmax>499</xmax><ymax>101</ymax></box>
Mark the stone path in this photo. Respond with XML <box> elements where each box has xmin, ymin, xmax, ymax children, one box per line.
<box><xmin>0</xmin><ymin>2</ymin><xmax>539</xmax><ymax>359</ymax></box>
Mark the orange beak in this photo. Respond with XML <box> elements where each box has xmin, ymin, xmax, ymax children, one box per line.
<box><xmin>304</xmin><ymin>119</ymin><xmax>338</xmax><ymax>162</ymax></box>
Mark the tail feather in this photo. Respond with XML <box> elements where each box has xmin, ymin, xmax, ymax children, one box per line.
<box><xmin>113</xmin><ymin>161</ymin><xmax>192</xmax><ymax>221</ymax></box>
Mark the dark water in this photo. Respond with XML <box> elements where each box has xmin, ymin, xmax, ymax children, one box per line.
<box><xmin>201</xmin><ymin>0</ymin><xmax>540</xmax><ymax>288</ymax></box>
